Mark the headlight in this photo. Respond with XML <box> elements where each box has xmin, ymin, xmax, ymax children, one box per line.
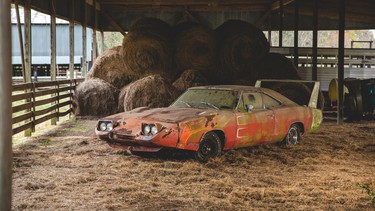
<box><xmin>151</xmin><ymin>125</ymin><xmax>158</xmax><ymax>135</ymax></box>
<box><xmin>143</xmin><ymin>125</ymin><xmax>151</xmax><ymax>135</ymax></box>
<box><xmin>99</xmin><ymin>122</ymin><xmax>107</xmax><ymax>131</ymax></box>
<box><xmin>107</xmin><ymin>122</ymin><xmax>113</xmax><ymax>131</ymax></box>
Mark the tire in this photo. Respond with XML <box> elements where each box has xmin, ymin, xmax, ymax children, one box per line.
<box><xmin>194</xmin><ymin>132</ymin><xmax>222</xmax><ymax>162</ymax></box>
<box><xmin>283</xmin><ymin>124</ymin><xmax>301</xmax><ymax>145</ymax></box>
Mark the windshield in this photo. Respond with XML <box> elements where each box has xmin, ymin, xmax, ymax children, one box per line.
<box><xmin>171</xmin><ymin>89</ymin><xmax>239</xmax><ymax>110</ymax></box>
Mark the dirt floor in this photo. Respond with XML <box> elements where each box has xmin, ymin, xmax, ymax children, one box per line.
<box><xmin>12</xmin><ymin>118</ymin><xmax>375</xmax><ymax>210</ymax></box>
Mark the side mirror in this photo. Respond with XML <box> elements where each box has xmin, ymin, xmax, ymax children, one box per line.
<box><xmin>245</xmin><ymin>104</ymin><xmax>254</xmax><ymax>112</ymax></box>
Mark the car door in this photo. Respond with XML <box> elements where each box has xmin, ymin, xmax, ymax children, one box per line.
<box><xmin>235</xmin><ymin>92</ymin><xmax>275</xmax><ymax>148</ymax></box>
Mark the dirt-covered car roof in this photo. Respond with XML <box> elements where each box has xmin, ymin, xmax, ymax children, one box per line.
<box><xmin>188</xmin><ymin>85</ymin><xmax>298</xmax><ymax>106</ymax></box>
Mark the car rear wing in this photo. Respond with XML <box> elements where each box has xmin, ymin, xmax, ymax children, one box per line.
<box><xmin>255</xmin><ymin>79</ymin><xmax>321</xmax><ymax>109</ymax></box>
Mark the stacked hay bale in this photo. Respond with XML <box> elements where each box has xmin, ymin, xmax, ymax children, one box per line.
<box><xmin>257</xmin><ymin>53</ymin><xmax>301</xmax><ymax>80</ymax></box>
<box><xmin>173</xmin><ymin>22</ymin><xmax>218</xmax><ymax>82</ymax></box>
<box><xmin>121</xmin><ymin>18</ymin><xmax>174</xmax><ymax>80</ymax></box>
<box><xmin>118</xmin><ymin>75</ymin><xmax>179</xmax><ymax>112</ymax></box>
<box><xmin>86</xmin><ymin>46</ymin><xmax>138</xmax><ymax>89</ymax></box>
<box><xmin>173</xmin><ymin>69</ymin><xmax>208</xmax><ymax>94</ymax></box>
<box><xmin>73</xmin><ymin>78</ymin><xmax>118</xmax><ymax>116</ymax></box>
<box><xmin>216</xmin><ymin>20</ymin><xmax>270</xmax><ymax>85</ymax></box>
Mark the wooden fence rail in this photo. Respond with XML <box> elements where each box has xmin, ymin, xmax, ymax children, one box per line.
<box><xmin>12</xmin><ymin>79</ymin><xmax>84</xmax><ymax>136</ymax></box>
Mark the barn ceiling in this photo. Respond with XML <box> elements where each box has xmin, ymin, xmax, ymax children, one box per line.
<box><xmin>12</xmin><ymin>0</ymin><xmax>375</xmax><ymax>31</ymax></box>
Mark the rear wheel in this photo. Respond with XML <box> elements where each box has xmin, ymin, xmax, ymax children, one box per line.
<box><xmin>195</xmin><ymin>132</ymin><xmax>222</xmax><ymax>162</ymax></box>
<box><xmin>283</xmin><ymin>124</ymin><xmax>301</xmax><ymax>145</ymax></box>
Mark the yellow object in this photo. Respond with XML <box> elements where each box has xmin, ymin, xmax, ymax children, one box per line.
<box><xmin>328</xmin><ymin>78</ymin><xmax>348</xmax><ymax>103</ymax></box>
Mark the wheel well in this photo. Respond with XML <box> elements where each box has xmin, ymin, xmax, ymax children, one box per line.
<box><xmin>293</xmin><ymin>122</ymin><xmax>305</xmax><ymax>134</ymax></box>
<box><xmin>210</xmin><ymin>130</ymin><xmax>226</xmax><ymax>149</ymax></box>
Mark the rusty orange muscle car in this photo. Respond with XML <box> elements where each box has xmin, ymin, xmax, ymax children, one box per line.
<box><xmin>96</xmin><ymin>84</ymin><xmax>322</xmax><ymax>162</ymax></box>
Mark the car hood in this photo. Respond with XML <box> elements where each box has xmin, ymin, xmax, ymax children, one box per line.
<box><xmin>119</xmin><ymin>106</ymin><xmax>221</xmax><ymax>124</ymax></box>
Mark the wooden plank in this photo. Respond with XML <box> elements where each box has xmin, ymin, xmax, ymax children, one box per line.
<box><xmin>50</xmin><ymin>0</ymin><xmax>56</xmax><ymax>81</ymax></box>
<box><xmin>69</xmin><ymin>0</ymin><xmax>75</xmax><ymax>79</ymax></box>
<box><xmin>12</xmin><ymin>102</ymin><xmax>33</xmax><ymax>113</ymax></box>
<box><xmin>34</xmin><ymin>89</ymin><xmax>57</xmax><ymax>97</ymax></box>
<box><xmin>15</xmin><ymin>0</ymin><xmax>26</xmax><ymax>82</ymax></box>
<box><xmin>34</xmin><ymin>96</ymin><xmax>58</xmax><ymax>107</ymax></box>
<box><xmin>59</xmin><ymin>93</ymin><xmax>73</xmax><ymax>100</ymax></box>
<box><xmin>24</xmin><ymin>0</ymin><xmax>32</xmax><ymax>83</ymax></box>
<box><xmin>34</xmin><ymin>104</ymin><xmax>58</xmax><ymax>117</ymax></box>
<box><xmin>34</xmin><ymin>81</ymin><xmax>58</xmax><ymax>88</ymax></box>
<box><xmin>58</xmin><ymin>100</ymin><xmax>72</xmax><ymax>108</ymax></box>
<box><xmin>12</xmin><ymin>92</ymin><xmax>33</xmax><ymax>102</ymax></box>
<box><xmin>12</xmin><ymin>112</ymin><xmax>33</xmax><ymax>125</ymax></box>
<box><xmin>58</xmin><ymin>108</ymin><xmax>72</xmax><ymax>117</ymax></box>
<box><xmin>12</xmin><ymin>83</ymin><xmax>33</xmax><ymax>91</ymax></box>
<box><xmin>58</xmin><ymin>86</ymin><xmax>74</xmax><ymax>92</ymax></box>
<box><xmin>34</xmin><ymin>113</ymin><xmax>58</xmax><ymax>126</ymax></box>
<box><xmin>12</xmin><ymin>122</ymin><xmax>33</xmax><ymax>136</ymax></box>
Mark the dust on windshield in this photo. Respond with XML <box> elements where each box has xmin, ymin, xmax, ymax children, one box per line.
<box><xmin>170</xmin><ymin>89</ymin><xmax>239</xmax><ymax>110</ymax></box>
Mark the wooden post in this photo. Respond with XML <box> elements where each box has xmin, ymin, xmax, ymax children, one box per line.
<box><xmin>24</xmin><ymin>0</ymin><xmax>32</xmax><ymax>136</ymax></box>
<box><xmin>268</xmin><ymin>6</ymin><xmax>272</xmax><ymax>46</ymax></box>
<box><xmin>338</xmin><ymin>0</ymin><xmax>346</xmax><ymax>124</ymax></box>
<box><xmin>69</xmin><ymin>0</ymin><xmax>75</xmax><ymax>79</ymax></box>
<box><xmin>101</xmin><ymin>30</ymin><xmax>105</xmax><ymax>54</ymax></box>
<box><xmin>293</xmin><ymin>0</ymin><xmax>299</xmax><ymax>67</ymax></box>
<box><xmin>279</xmin><ymin>0</ymin><xmax>283</xmax><ymax>47</ymax></box>
<box><xmin>0</xmin><ymin>0</ymin><xmax>13</xmax><ymax>209</ymax></box>
<box><xmin>51</xmin><ymin>0</ymin><xmax>57</xmax><ymax>125</ymax></box>
<box><xmin>82</xmin><ymin>0</ymin><xmax>87</xmax><ymax>76</ymax></box>
<box><xmin>312</xmin><ymin>0</ymin><xmax>318</xmax><ymax>81</ymax></box>
<box><xmin>15</xmin><ymin>0</ymin><xmax>26</xmax><ymax>82</ymax></box>
<box><xmin>92</xmin><ymin>0</ymin><xmax>98</xmax><ymax>61</ymax></box>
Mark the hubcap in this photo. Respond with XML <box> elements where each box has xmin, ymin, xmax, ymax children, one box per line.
<box><xmin>287</xmin><ymin>128</ymin><xmax>298</xmax><ymax>145</ymax></box>
<box><xmin>201</xmin><ymin>141</ymin><xmax>213</xmax><ymax>155</ymax></box>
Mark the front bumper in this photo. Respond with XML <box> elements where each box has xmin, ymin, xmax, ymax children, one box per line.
<box><xmin>96</xmin><ymin>129</ymin><xmax>173</xmax><ymax>152</ymax></box>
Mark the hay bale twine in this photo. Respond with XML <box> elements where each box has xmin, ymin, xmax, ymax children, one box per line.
<box><xmin>121</xmin><ymin>18</ymin><xmax>174</xmax><ymax>79</ymax></box>
<box><xmin>257</xmin><ymin>53</ymin><xmax>301</xmax><ymax>80</ymax></box>
<box><xmin>73</xmin><ymin>78</ymin><xmax>119</xmax><ymax>116</ymax></box>
<box><xmin>216</xmin><ymin>20</ymin><xmax>270</xmax><ymax>84</ymax></box>
<box><xmin>86</xmin><ymin>46</ymin><xmax>137</xmax><ymax>89</ymax></box>
<box><xmin>173</xmin><ymin>22</ymin><xmax>218</xmax><ymax>77</ymax></box>
<box><xmin>118</xmin><ymin>75</ymin><xmax>179</xmax><ymax>112</ymax></box>
<box><xmin>173</xmin><ymin>69</ymin><xmax>209</xmax><ymax>94</ymax></box>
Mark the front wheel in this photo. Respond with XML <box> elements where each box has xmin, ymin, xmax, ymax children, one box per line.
<box><xmin>283</xmin><ymin>124</ymin><xmax>301</xmax><ymax>145</ymax></box>
<box><xmin>195</xmin><ymin>132</ymin><xmax>222</xmax><ymax>162</ymax></box>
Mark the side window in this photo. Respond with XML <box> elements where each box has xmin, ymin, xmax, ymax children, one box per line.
<box><xmin>238</xmin><ymin>92</ymin><xmax>263</xmax><ymax>111</ymax></box>
<box><xmin>262</xmin><ymin>94</ymin><xmax>281</xmax><ymax>109</ymax></box>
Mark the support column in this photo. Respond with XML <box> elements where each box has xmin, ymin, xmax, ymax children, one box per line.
<box><xmin>101</xmin><ymin>30</ymin><xmax>105</xmax><ymax>54</ymax></box>
<box><xmin>293</xmin><ymin>0</ymin><xmax>299</xmax><ymax>67</ymax></box>
<box><xmin>24</xmin><ymin>0</ymin><xmax>32</xmax><ymax>136</ymax></box>
<box><xmin>82</xmin><ymin>0</ymin><xmax>87</xmax><ymax>76</ymax></box>
<box><xmin>51</xmin><ymin>0</ymin><xmax>57</xmax><ymax>125</ymax></box>
<box><xmin>279</xmin><ymin>0</ymin><xmax>283</xmax><ymax>47</ymax></box>
<box><xmin>24</xmin><ymin>0</ymin><xmax>32</xmax><ymax>83</ymax></box>
<box><xmin>337</xmin><ymin>0</ymin><xmax>346</xmax><ymax>124</ymax></box>
<box><xmin>15</xmin><ymin>0</ymin><xmax>26</xmax><ymax>82</ymax></box>
<box><xmin>312</xmin><ymin>0</ymin><xmax>318</xmax><ymax>81</ymax></box>
<box><xmin>0</xmin><ymin>0</ymin><xmax>13</xmax><ymax>209</ymax></box>
<box><xmin>268</xmin><ymin>10</ymin><xmax>272</xmax><ymax>45</ymax></box>
<box><xmin>69</xmin><ymin>0</ymin><xmax>74</xmax><ymax>79</ymax></box>
<box><xmin>92</xmin><ymin>0</ymin><xmax>98</xmax><ymax>61</ymax></box>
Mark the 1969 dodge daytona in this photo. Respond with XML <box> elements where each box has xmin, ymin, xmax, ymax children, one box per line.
<box><xmin>96</xmin><ymin>83</ymin><xmax>322</xmax><ymax>161</ymax></box>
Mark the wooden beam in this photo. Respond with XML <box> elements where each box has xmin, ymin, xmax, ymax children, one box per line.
<box><xmin>271</xmin><ymin>0</ymin><xmax>294</xmax><ymax>10</ymax></box>
<box><xmin>92</xmin><ymin>0</ymin><xmax>98</xmax><ymax>61</ymax></box>
<box><xmin>24</xmin><ymin>0</ymin><xmax>32</xmax><ymax>83</ymax></box>
<box><xmin>337</xmin><ymin>0</ymin><xmax>345</xmax><ymax>125</ymax></box>
<box><xmin>0</xmin><ymin>0</ymin><xmax>13</xmax><ymax>209</ymax></box>
<box><xmin>82</xmin><ymin>0</ymin><xmax>88</xmax><ymax>76</ymax></box>
<box><xmin>312</xmin><ymin>0</ymin><xmax>318</xmax><ymax>81</ymax></box>
<box><xmin>293</xmin><ymin>0</ymin><xmax>299</xmax><ymax>67</ymax></box>
<box><xmin>51</xmin><ymin>0</ymin><xmax>57</xmax><ymax>125</ymax></box>
<box><xmin>69</xmin><ymin>0</ymin><xmax>74</xmax><ymax>79</ymax></box>
<box><xmin>15</xmin><ymin>0</ymin><xmax>26</xmax><ymax>82</ymax></box>
<box><xmin>99</xmin><ymin>0</ymin><xmax>272</xmax><ymax>6</ymax></box>
<box><xmin>279</xmin><ymin>0</ymin><xmax>283</xmax><ymax>47</ymax></box>
<box><xmin>100</xmin><ymin>9</ymin><xmax>126</xmax><ymax>36</ymax></box>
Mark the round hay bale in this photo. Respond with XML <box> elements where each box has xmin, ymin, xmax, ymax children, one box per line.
<box><xmin>121</xmin><ymin>32</ymin><xmax>174</xmax><ymax>79</ymax></box>
<box><xmin>269</xmin><ymin>82</ymin><xmax>312</xmax><ymax>106</ymax></box>
<box><xmin>257</xmin><ymin>53</ymin><xmax>301</xmax><ymax>80</ymax></box>
<box><xmin>87</xmin><ymin>46</ymin><xmax>138</xmax><ymax>89</ymax></box>
<box><xmin>172</xmin><ymin>69</ymin><xmax>209</xmax><ymax>94</ymax></box>
<box><xmin>173</xmin><ymin>22</ymin><xmax>218</xmax><ymax>77</ymax></box>
<box><xmin>73</xmin><ymin>78</ymin><xmax>119</xmax><ymax>116</ymax></box>
<box><xmin>216</xmin><ymin>20</ymin><xmax>270</xmax><ymax>84</ymax></box>
<box><xmin>118</xmin><ymin>75</ymin><xmax>179</xmax><ymax>112</ymax></box>
<box><xmin>129</xmin><ymin>17</ymin><xmax>172</xmax><ymax>40</ymax></box>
